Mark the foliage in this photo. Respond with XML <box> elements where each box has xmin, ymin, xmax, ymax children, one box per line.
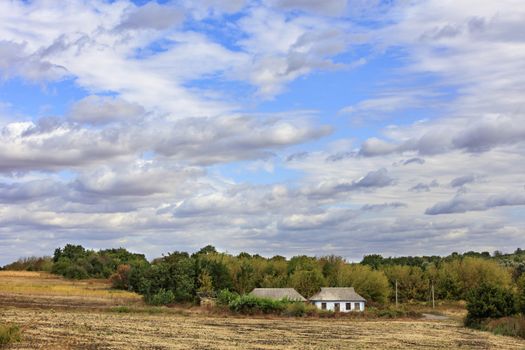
<box><xmin>216</xmin><ymin>289</ymin><xmax>239</xmax><ymax>306</ymax></box>
<box><xmin>110</xmin><ymin>264</ymin><xmax>132</xmax><ymax>290</ymax></box>
<box><xmin>517</xmin><ymin>274</ymin><xmax>525</xmax><ymax>314</ymax></box>
<box><xmin>0</xmin><ymin>323</ymin><xmax>21</xmax><ymax>346</ymax></box>
<box><xmin>146</xmin><ymin>289</ymin><xmax>176</xmax><ymax>306</ymax></box>
<box><xmin>228</xmin><ymin>294</ymin><xmax>286</xmax><ymax>314</ymax></box>
<box><xmin>197</xmin><ymin>270</ymin><xmax>214</xmax><ymax>295</ymax></box>
<box><xmin>336</xmin><ymin>264</ymin><xmax>390</xmax><ymax>304</ymax></box>
<box><xmin>7</xmin><ymin>243</ymin><xmax>525</xmax><ymax>310</ymax></box>
<box><xmin>290</xmin><ymin>269</ymin><xmax>325</xmax><ymax>298</ymax></box>
<box><xmin>1</xmin><ymin>256</ymin><xmax>53</xmax><ymax>272</ymax></box>
<box><xmin>282</xmin><ymin>302</ymin><xmax>318</xmax><ymax>317</ymax></box>
<box><xmin>483</xmin><ymin>316</ymin><xmax>525</xmax><ymax>339</ymax></box>
<box><xmin>50</xmin><ymin>244</ymin><xmax>148</xmax><ymax>280</ymax></box>
<box><xmin>465</xmin><ymin>283</ymin><xmax>517</xmax><ymax>327</ymax></box>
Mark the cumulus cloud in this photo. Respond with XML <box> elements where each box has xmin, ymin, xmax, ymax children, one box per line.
<box><xmin>450</xmin><ymin>174</ymin><xmax>476</xmax><ymax>188</ymax></box>
<box><xmin>69</xmin><ymin>96</ymin><xmax>146</xmax><ymax>125</ymax></box>
<box><xmin>358</xmin><ymin>116</ymin><xmax>525</xmax><ymax>157</ymax></box>
<box><xmin>267</xmin><ymin>0</ymin><xmax>348</xmax><ymax>16</ymax></box>
<box><xmin>1</xmin><ymin>0</ymin><xmax>525</xmax><ymax>264</ymax></box>
<box><xmin>426</xmin><ymin>193</ymin><xmax>525</xmax><ymax>215</ymax></box>
<box><xmin>409</xmin><ymin>180</ymin><xmax>439</xmax><ymax>193</ymax></box>
<box><xmin>361</xmin><ymin>202</ymin><xmax>407</xmax><ymax>211</ymax></box>
<box><xmin>117</xmin><ymin>2</ymin><xmax>185</xmax><ymax>31</ymax></box>
<box><xmin>0</xmin><ymin>40</ymin><xmax>68</xmax><ymax>81</ymax></box>
<box><xmin>403</xmin><ymin>157</ymin><xmax>425</xmax><ymax>166</ymax></box>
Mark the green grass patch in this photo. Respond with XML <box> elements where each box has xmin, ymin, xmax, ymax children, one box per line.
<box><xmin>0</xmin><ymin>323</ymin><xmax>22</xmax><ymax>346</ymax></box>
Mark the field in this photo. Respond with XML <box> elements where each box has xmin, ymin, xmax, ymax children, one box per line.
<box><xmin>2</xmin><ymin>272</ymin><xmax>525</xmax><ymax>349</ymax></box>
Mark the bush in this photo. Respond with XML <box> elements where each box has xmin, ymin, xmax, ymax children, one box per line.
<box><xmin>146</xmin><ymin>289</ymin><xmax>176</xmax><ymax>306</ymax></box>
<box><xmin>483</xmin><ymin>316</ymin><xmax>525</xmax><ymax>339</ymax></box>
<box><xmin>63</xmin><ymin>265</ymin><xmax>89</xmax><ymax>280</ymax></box>
<box><xmin>216</xmin><ymin>289</ymin><xmax>239</xmax><ymax>306</ymax></box>
<box><xmin>0</xmin><ymin>323</ymin><xmax>21</xmax><ymax>346</ymax></box>
<box><xmin>465</xmin><ymin>283</ymin><xmax>517</xmax><ymax>326</ymax></box>
<box><xmin>367</xmin><ymin>305</ymin><xmax>421</xmax><ymax>319</ymax></box>
<box><xmin>282</xmin><ymin>302</ymin><xmax>318</xmax><ymax>317</ymax></box>
<box><xmin>110</xmin><ymin>264</ymin><xmax>132</xmax><ymax>290</ymax></box>
<box><xmin>228</xmin><ymin>295</ymin><xmax>286</xmax><ymax>314</ymax></box>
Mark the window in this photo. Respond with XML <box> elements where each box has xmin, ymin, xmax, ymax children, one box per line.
<box><xmin>346</xmin><ymin>303</ymin><xmax>351</xmax><ymax>311</ymax></box>
<box><xmin>321</xmin><ymin>302</ymin><xmax>327</xmax><ymax>310</ymax></box>
<box><xmin>355</xmin><ymin>302</ymin><xmax>361</xmax><ymax>311</ymax></box>
<box><xmin>334</xmin><ymin>303</ymin><xmax>340</xmax><ymax>312</ymax></box>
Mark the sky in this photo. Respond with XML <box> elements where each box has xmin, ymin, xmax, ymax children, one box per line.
<box><xmin>0</xmin><ymin>0</ymin><xmax>524</xmax><ymax>264</ymax></box>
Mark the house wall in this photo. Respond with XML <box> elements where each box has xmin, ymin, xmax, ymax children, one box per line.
<box><xmin>312</xmin><ymin>301</ymin><xmax>365</xmax><ymax>312</ymax></box>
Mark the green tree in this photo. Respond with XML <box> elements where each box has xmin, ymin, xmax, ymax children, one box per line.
<box><xmin>197</xmin><ymin>270</ymin><xmax>214</xmax><ymax>296</ymax></box>
<box><xmin>290</xmin><ymin>269</ymin><xmax>325</xmax><ymax>298</ymax></box>
<box><xmin>465</xmin><ymin>283</ymin><xmax>517</xmax><ymax>326</ymax></box>
<box><xmin>338</xmin><ymin>264</ymin><xmax>390</xmax><ymax>303</ymax></box>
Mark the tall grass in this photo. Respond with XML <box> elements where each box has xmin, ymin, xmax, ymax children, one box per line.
<box><xmin>483</xmin><ymin>317</ymin><xmax>525</xmax><ymax>339</ymax></box>
<box><xmin>0</xmin><ymin>323</ymin><xmax>21</xmax><ymax>346</ymax></box>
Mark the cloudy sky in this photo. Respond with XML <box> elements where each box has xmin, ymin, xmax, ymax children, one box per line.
<box><xmin>0</xmin><ymin>0</ymin><xmax>524</xmax><ymax>264</ymax></box>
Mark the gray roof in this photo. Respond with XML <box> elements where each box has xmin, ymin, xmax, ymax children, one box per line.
<box><xmin>309</xmin><ymin>287</ymin><xmax>366</xmax><ymax>302</ymax></box>
<box><xmin>250</xmin><ymin>288</ymin><xmax>307</xmax><ymax>301</ymax></box>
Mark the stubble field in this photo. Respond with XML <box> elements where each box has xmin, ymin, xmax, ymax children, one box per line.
<box><xmin>1</xmin><ymin>271</ymin><xmax>525</xmax><ymax>350</ymax></box>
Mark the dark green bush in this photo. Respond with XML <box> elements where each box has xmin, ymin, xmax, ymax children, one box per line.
<box><xmin>0</xmin><ymin>323</ymin><xmax>21</xmax><ymax>345</ymax></box>
<box><xmin>63</xmin><ymin>265</ymin><xmax>89</xmax><ymax>280</ymax></box>
<box><xmin>216</xmin><ymin>289</ymin><xmax>239</xmax><ymax>306</ymax></box>
<box><xmin>228</xmin><ymin>295</ymin><xmax>286</xmax><ymax>314</ymax></box>
<box><xmin>465</xmin><ymin>283</ymin><xmax>517</xmax><ymax>326</ymax></box>
<box><xmin>146</xmin><ymin>289</ymin><xmax>176</xmax><ymax>306</ymax></box>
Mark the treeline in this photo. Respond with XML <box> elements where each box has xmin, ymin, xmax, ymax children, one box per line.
<box><xmin>4</xmin><ymin>244</ymin><xmax>525</xmax><ymax>309</ymax></box>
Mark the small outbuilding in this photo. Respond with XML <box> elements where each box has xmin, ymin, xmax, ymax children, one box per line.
<box><xmin>309</xmin><ymin>287</ymin><xmax>366</xmax><ymax>312</ymax></box>
<box><xmin>250</xmin><ymin>288</ymin><xmax>307</xmax><ymax>301</ymax></box>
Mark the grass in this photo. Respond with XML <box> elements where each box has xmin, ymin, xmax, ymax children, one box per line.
<box><xmin>0</xmin><ymin>271</ymin><xmax>140</xmax><ymax>301</ymax></box>
<box><xmin>0</xmin><ymin>323</ymin><xmax>21</xmax><ymax>346</ymax></box>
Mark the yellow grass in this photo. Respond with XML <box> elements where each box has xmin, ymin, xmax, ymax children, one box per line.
<box><xmin>0</xmin><ymin>271</ymin><xmax>140</xmax><ymax>301</ymax></box>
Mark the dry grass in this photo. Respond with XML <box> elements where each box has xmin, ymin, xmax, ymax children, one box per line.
<box><xmin>3</xmin><ymin>307</ymin><xmax>525</xmax><ymax>350</ymax></box>
<box><xmin>1</xmin><ymin>271</ymin><xmax>525</xmax><ymax>349</ymax></box>
<box><xmin>0</xmin><ymin>271</ymin><xmax>140</xmax><ymax>301</ymax></box>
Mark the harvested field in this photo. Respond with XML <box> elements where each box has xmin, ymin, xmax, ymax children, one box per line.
<box><xmin>1</xmin><ymin>272</ymin><xmax>525</xmax><ymax>349</ymax></box>
<box><xmin>0</xmin><ymin>271</ymin><xmax>142</xmax><ymax>310</ymax></box>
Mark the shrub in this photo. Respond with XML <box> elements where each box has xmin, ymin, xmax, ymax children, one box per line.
<box><xmin>146</xmin><ymin>289</ymin><xmax>176</xmax><ymax>306</ymax></box>
<box><xmin>0</xmin><ymin>323</ymin><xmax>21</xmax><ymax>346</ymax></box>
<box><xmin>282</xmin><ymin>302</ymin><xmax>318</xmax><ymax>317</ymax></box>
<box><xmin>110</xmin><ymin>264</ymin><xmax>132</xmax><ymax>290</ymax></box>
<box><xmin>228</xmin><ymin>295</ymin><xmax>286</xmax><ymax>314</ymax></box>
<box><xmin>112</xmin><ymin>306</ymin><xmax>131</xmax><ymax>313</ymax></box>
<box><xmin>465</xmin><ymin>283</ymin><xmax>517</xmax><ymax>326</ymax></box>
<box><xmin>62</xmin><ymin>265</ymin><xmax>89</xmax><ymax>280</ymax></box>
<box><xmin>368</xmin><ymin>305</ymin><xmax>421</xmax><ymax>319</ymax></box>
<box><xmin>484</xmin><ymin>316</ymin><xmax>525</xmax><ymax>339</ymax></box>
<box><xmin>216</xmin><ymin>289</ymin><xmax>239</xmax><ymax>306</ymax></box>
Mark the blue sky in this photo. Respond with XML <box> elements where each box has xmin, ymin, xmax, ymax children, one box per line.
<box><xmin>0</xmin><ymin>0</ymin><xmax>524</xmax><ymax>264</ymax></box>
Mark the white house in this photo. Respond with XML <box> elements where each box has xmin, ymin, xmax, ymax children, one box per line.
<box><xmin>309</xmin><ymin>287</ymin><xmax>366</xmax><ymax>312</ymax></box>
<box><xmin>250</xmin><ymin>288</ymin><xmax>307</xmax><ymax>302</ymax></box>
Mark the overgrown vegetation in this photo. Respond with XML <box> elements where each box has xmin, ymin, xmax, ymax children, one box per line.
<box><xmin>0</xmin><ymin>323</ymin><xmax>21</xmax><ymax>346</ymax></box>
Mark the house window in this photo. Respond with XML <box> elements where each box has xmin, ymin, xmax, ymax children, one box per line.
<box><xmin>334</xmin><ymin>303</ymin><xmax>340</xmax><ymax>312</ymax></box>
<box><xmin>346</xmin><ymin>303</ymin><xmax>351</xmax><ymax>311</ymax></box>
<box><xmin>355</xmin><ymin>302</ymin><xmax>361</xmax><ymax>311</ymax></box>
<box><xmin>321</xmin><ymin>302</ymin><xmax>327</xmax><ymax>310</ymax></box>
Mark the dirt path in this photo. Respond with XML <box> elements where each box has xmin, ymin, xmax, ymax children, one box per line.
<box><xmin>422</xmin><ymin>313</ymin><xmax>450</xmax><ymax>321</ymax></box>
